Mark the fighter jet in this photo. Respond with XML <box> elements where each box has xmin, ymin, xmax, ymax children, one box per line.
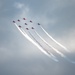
<box><xmin>30</xmin><ymin>20</ymin><xmax>32</xmax><ymax>23</ymax></box>
<box><xmin>38</xmin><ymin>23</ymin><xmax>40</xmax><ymax>25</ymax></box>
<box><xmin>26</xmin><ymin>28</ymin><xmax>29</xmax><ymax>30</ymax></box>
<box><xmin>31</xmin><ymin>27</ymin><xmax>34</xmax><ymax>29</ymax></box>
<box><xmin>13</xmin><ymin>21</ymin><xmax>15</xmax><ymax>23</ymax></box>
<box><xmin>18</xmin><ymin>25</ymin><xmax>21</xmax><ymax>28</ymax></box>
<box><xmin>23</xmin><ymin>18</ymin><xmax>26</xmax><ymax>20</ymax></box>
<box><xmin>17</xmin><ymin>19</ymin><xmax>20</xmax><ymax>22</ymax></box>
<box><xmin>25</xmin><ymin>23</ymin><xmax>27</xmax><ymax>25</ymax></box>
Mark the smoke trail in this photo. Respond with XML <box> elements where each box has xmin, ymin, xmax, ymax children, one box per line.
<box><xmin>22</xmin><ymin>29</ymin><xmax>58</xmax><ymax>62</ymax></box>
<box><xmin>34</xmin><ymin>30</ymin><xmax>65</xmax><ymax>57</ymax></box>
<box><xmin>14</xmin><ymin>23</ymin><xmax>58</xmax><ymax>62</ymax></box>
<box><xmin>36</xmin><ymin>26</ymin><xmax>75</xmax><ymax>63</ymax></box>
<box><xmin>40</xmin><ymin>25</ymin><xmax>70</xmax><ymax>52</ymax></box>
<box><xmin>28</xmin><ymin>31</ymin><xmax>58</xmax><ymax>62</ymax></box>
<box><xmin>64</xmin><ymin>56</ymin><xmax>75</xmax><ymax>64</ymax></box>
<box><xmin>23</xmin><ymin>27</ymin><xmax>58</xmax><ymax>62</ymax></box>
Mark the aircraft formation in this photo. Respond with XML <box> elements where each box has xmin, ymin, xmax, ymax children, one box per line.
<box><xmin>12</xmin><ymin>18</ymin><xmax>75</xmax><ymax>63</ymax></box>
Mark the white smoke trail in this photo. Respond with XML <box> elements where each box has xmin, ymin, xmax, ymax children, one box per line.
<box><xmin>14</xmin><ymin>23</ymin><xmax>58</xmax><ymax>62</ymax></box>
<box><xmin>28</xmin><ymin>31</ymin><xmax>58</xmax><ymax>62</ymax></box>
<box><xmin>40</xmin><ymin>25</ymin><xmax>70</xmax><ymax>52</ymax></box>
<box><xmin>64</xmin><ymin>56</ymin><xmax>75</xmax><ymax>64</ymax></box>
<box><xmin>33</xmin><ymin>28</ymin><xmax>75</xmax><ymax>64</ymax></box>
<box><xmin>34</xmin><ymin>30</ymin><xmax>65</xmax><ymax>57</ymax></box>
<box><xmin>39</xmin><ymin>26</ymin><xmax>75</xmax><ymax>63</ymax></box>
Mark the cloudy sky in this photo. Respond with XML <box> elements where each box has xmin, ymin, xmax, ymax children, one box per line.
<box><xmin>0</xmin><ymin>0</ymin><xmax>75</xmax><ymax>75</ymax></box>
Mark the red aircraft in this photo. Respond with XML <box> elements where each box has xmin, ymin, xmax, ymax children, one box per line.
<box><xmin>25</xmin><ymin>23</ymin><xmax>27</xmax><ymax>25</ymax></box>
<box><xmin>30</xmin><ymin>20</ymin><xmax>32</xmax><ymax>23</ymax></box>
<box><xmin>17</xmin><ymin>19</ymin><xmax>20</xmax><ymax>22</ymax></box>
<box><xmin>19</xmin><ymin>25</ymin><xmax>21</xmax><ymax>28</ymax></box>
<box><xmin>31</xmin><ymin>27</ymin><xmax>34</xmax><ymax>29</ymax></box>
<box><xmin>13</xmin><ymin>21</ymin><xmax>15</xmax><ymax>23</ymax></box>
<box><xmin>26</xmin><ymin>28</ymin><xmax>29</xmax><ymax>30</ymax></box>
<box><xmin>38</xmin><ymin>23</ymin><xmax>40</xmax><ymax>25</ymax></box>
<box><xmin>23</xmin><ymin>18</ymin><xmax>26</xmax><ymax>20</ymax></box>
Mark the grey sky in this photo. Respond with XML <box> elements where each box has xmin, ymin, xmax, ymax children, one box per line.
<box><xmin>0</xmin><ymin>0</ymin><xmax>75</xmax><ymax>75</ymax></box>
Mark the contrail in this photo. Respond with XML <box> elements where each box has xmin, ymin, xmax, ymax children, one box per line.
<box><xmin>40</xmin><ymin>25</ymin><xmax>70</xmax><ymax>52</ymax></box>
<box><xmin>34</xmin><ymin>30</ymin><xmax>65</xmax><ymax>57</ymax></box>
<box><xmin>14</xmin><ymin>23</ymin><xmax>58</xmax><ymax>62</ymax></box>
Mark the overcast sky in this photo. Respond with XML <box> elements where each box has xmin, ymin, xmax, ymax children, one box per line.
<box><xmin>0</xmin><ymin>0</ymin><xmax>75</xmax><ymax>75</ymax></box>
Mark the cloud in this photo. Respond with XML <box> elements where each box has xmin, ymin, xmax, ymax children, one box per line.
<box><xmin>12</xmin><ymin>0</ymin><xmax>75</xmax><ymax>56</ymax></box>
<box><xmin>0</xmin><ymin>0</ymin><xmax>75</xmax><ymax>75</ymax></box>
<box><xmin>0</xmin><ymin>1</ymin><xmax>2</xmax><ymax>10</ymax></box>
<box><xmin>14</xmin><ymin>2</ymin><xmax>24</xmax><ymax>9</ymax></box>
<box><xmin>61</xmin><ymin>29</ymin><xmax>75</xmax><ymax>52</ymax></box>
